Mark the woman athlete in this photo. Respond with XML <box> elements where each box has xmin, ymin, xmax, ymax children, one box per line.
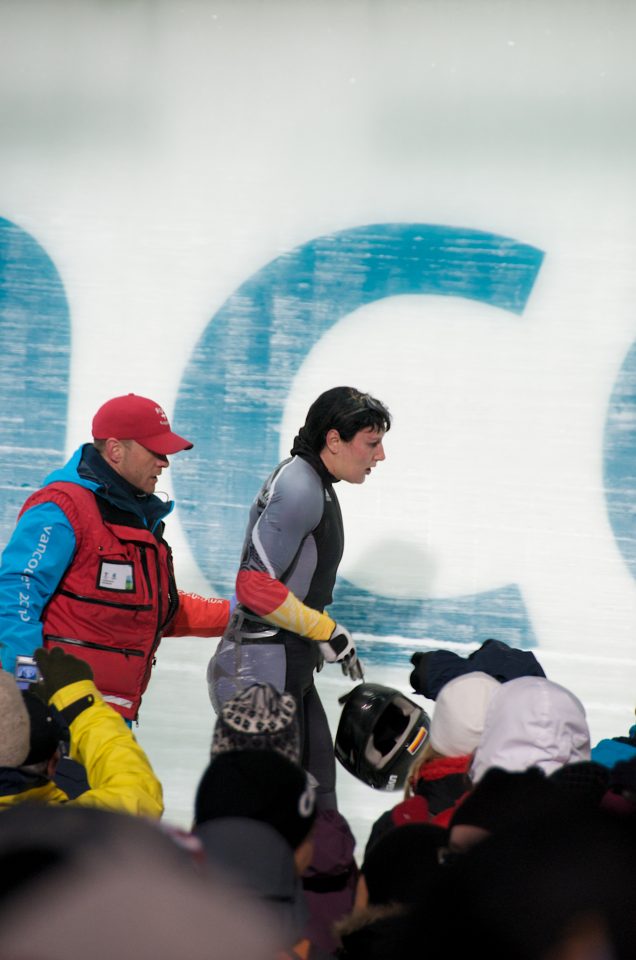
<box><xmin>208</xmin><ymin>386</ymin><xmax>391</xmax><ymax>809</ymax></box>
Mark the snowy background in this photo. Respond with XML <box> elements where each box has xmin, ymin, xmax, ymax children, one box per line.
<box><xmin>1</xmin><ymin>0</ymin><xmax>636</xmax><ymax>855</ymax></box>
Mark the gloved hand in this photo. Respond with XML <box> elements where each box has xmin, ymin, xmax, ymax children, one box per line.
<box><xmin>320</xmin><ymin>623</ymin><xmax>364</xmax><ymax>682</ymax></box>
<box><xmin>321</xmin><ymin>622</ymin><xmax>355</xmax><ymax>662</ymax></box>
<box><xmin>341</xmin><ymin>650</ymin><xmax>364</xmax><ymax>682</ymax></box>
<box><xmin>33</xmin><ymin>647</ymin><xmax>93</xmax><ymax>703</ymax></box>
<box><xmin>409</xmin><ymin>651</ymin><xmax>431</xmax><ymax>696</ymax></box>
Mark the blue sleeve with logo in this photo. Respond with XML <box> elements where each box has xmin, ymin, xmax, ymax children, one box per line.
<box><xmin>0</xmin><ymin>502</ymin><xmax>76</xmax><ymax>672</ymax></box>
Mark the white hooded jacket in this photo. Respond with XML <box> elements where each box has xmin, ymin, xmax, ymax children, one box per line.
<box><xmin>470</xmin><ymin>676</ymin><xmax>591</xmax><ymax>784</ymax></box>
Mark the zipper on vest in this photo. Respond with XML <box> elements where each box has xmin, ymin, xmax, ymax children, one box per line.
<box><xmin>46</xmin><ymin>635</ymin><xmax>145</xmax><ymax>658</ymax></box>
<box><xmin>140</xmin><ymin>551</ymin><xmax>164</xmax><ymax>695</ymax></box>
<box><xmin>139</xmin><ymin>545</ymin><xmax>153</xmax><ymax>599</ymax></box>
<box><xmin>57</xmin><ymin>589</ymin><xmax>153</xmax><ymax>612</ymax></box>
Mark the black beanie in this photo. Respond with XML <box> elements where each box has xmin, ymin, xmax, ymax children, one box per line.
<box><xmin>194</xmin><ymin>749</ymin><xmax>317</xmax><ymax>850</ymax></box>
<box><xmin>549</xmin><ymin>760</ymin><xmax>611</xmax><ymax>807</ymax></box>
<box><xmin>361</xmin><ymin>823</ymin><xmax>448</xmax><ymax>906</ymax></box>
<box><xmin>450</xmin><ymin>766</ymin><xmax>564</xmax><ymax>834</ymax></box>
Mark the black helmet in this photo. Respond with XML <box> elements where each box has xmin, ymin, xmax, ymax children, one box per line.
<box><xmin>335</xmin><ymin>683</ymin><xmax>430</xmax><ymax>791</ymax></box>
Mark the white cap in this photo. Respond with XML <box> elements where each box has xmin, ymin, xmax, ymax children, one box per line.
<box><xmin>429</xmin><ymin>671</ymin><xmax>501</xmax><ymax>757</ymax></box>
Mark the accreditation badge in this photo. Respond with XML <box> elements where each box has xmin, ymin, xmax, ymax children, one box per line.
<box><xmin>98</xmin><ymin>560</ymin><xmax>135</xmax><ymax>592</ymax></box>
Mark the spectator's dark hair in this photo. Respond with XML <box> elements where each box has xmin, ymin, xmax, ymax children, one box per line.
<box><xmin>300</xmin><ymin>387</ymin><xmax>391</xmax><ymax>453</ymax></box>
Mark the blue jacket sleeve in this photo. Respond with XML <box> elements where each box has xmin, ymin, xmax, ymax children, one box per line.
<box><xmin>0</xmin><ymin>502</ymin><xmax>76</xmax><ymax>671</ymax></box>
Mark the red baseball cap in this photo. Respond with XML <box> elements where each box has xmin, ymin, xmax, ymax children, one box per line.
<box><xmin>91</xmin><ymin>394</ymin><xmax>193</xmax><ymax>455</ymax></box>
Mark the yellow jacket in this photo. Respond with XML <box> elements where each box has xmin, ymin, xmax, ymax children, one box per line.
<box><xmin>0</xmin><ymin>680</ymin><xmax>163</xmax><ymax>818</ymax></box>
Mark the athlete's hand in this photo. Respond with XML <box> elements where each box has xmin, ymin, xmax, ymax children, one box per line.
<box><xmin>341</xmin><ymin>650</ymin><xmax>364</xmax><ymax>682</ymax></box>
<box><xmin>320</xmin><ymin>623</ymin><xmax>364</xmax><ymax>681</ymax></box>
<box><xmin>321</xmin><ymin>622</ymin><xmax>355</xmax><ymax>663</ymax></box>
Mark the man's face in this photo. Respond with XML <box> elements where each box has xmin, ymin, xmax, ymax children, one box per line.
<box><xmin>117</xmin><ymin>441</ymin><xmax>169</xmax><ymax>494</ymax></box>
<box><xmin>332</xmin><ymin>427</ymin><xmax>386</xmax><ymax>484</ymax></box>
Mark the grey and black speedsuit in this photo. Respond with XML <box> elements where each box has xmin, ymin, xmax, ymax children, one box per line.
<box><xmin>208</xmin><ymin>438</ymin><xmax>344</xmax><ymax>809</ymax></box>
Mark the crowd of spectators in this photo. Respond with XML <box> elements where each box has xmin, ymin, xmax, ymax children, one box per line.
<box><xmin>0</xmin><ymin>639</ymin><xmax>635</xmax><ymax>960</ymax></box>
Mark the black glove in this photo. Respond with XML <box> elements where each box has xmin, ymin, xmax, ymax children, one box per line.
<box><xmin>409</xmin><ymin>652</ymin><xmax>431</xmax><ymax>696</ymax></box>
<box><xmin>33</xmin><ymin>647</ymin><xmax>93</xmax><ymax>702</ymax></box>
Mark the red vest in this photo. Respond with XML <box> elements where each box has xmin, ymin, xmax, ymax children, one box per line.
<box><xmin>20</xmin><ymin>482</ymin><xmax>178</xmax><ymax>720</ymax></box>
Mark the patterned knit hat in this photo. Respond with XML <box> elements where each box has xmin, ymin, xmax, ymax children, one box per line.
<box><xmin>0</xmin><ymin>671</ymin><xmax>30</xmax><ymax>767</ymax></box>
<box><xmin>211</xmin><ymin>682</ymin><xmax>301</xmax><ymax>763</ymax></box>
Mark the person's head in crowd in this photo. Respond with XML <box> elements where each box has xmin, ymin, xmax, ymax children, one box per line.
<box><xmin>210</xmin><ymin>681</ymin><xmax>300</xmax><ymax>762</ymax></box>
<box><xmin>602</xmin><ymin>754</ymin><xmax>636</xmax><ymax>816</ymax></box>
<box><xmin>356</xmin><ymin>822</ymin><xmax>448</xmax><ymax>912</ymax></box>
<box><xmin>193</xmin><ymin>749</ymin><xmax>318</xmax><ymax>951</ymax></box>
<box><xmin>301</xmin><ymin>808</ymin><xmax>359</xmax><ymax>956</ymax></box>
<box><xmin>210</xmin><ymin>685</ymin><xmax>359</xmax><ymax>956</ymax></box>
<box><xmin>0</xmin><ymin>804</ymin><xmax>278</xmax><ymax>960</ymax></box>
<box><xmin>404</xmin><ymin>671</ymin><xmax>500</xmax><ymax>797</ymax></box>
<box><xmin>0</xmin><ymin>671</ymin><xmax>66</xmax><ymax>779</ymax></box>
<box><xmin>549</xmin><ymin>759</ymin><xmax>611</xmax><ymax>809</ymax></box>
<box><xmin>0</xmin><ymin>670</ymin><xmax>31</xmax><ymax>768</ymax></box>
<box><xmin>423</xmin><ymin>803</ymin><xmax>636</xmax><ymax>960</ymax></box>
<box><xmin>448</xmin><ymin>766</ymin><xmax>571</xmax><ymax>855</ymax></box>
<box><xmin>195</xmin><ymin>817</ymin><xmax>309</xmax><ymax>949</ymax></box>
<box><xmin>194</xmin><ymin>748</ymin><xmax>317</xmax><ymax>872</ymax></box>
<box><xmin>335</xmin><ymin>823</ymin><xmax>445</xmax><ymax>960</ymax></box>
<box><xmin>470</xmin><ymin>676</ymin><xmax>591</xmax><ymax>784</ymax></box>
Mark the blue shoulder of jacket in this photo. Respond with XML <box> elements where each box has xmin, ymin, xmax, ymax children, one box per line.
<box><xmin>42</xmin><ymin>445</ymin><xmax>100</xmax><ymax>493</ymax></box>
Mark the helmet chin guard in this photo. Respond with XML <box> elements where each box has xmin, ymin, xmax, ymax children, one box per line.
<box><xmin>335</xmin><ymin>683</ymin><xmax>430</xmax><ymax>791</ymax></box>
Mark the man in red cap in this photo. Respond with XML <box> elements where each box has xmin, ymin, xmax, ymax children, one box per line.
<box><xmin>0</xmin><ymin>394</ymin><xmax>230</xmax><ymax>723</ymax></box>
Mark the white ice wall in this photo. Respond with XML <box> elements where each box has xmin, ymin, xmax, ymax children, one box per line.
<box><xmin>1</xmin><ymin>1</ymin><xmax>636</xmax><ymax>744</ymax></box>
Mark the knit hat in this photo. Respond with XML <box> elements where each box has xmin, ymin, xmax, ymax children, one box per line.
<box><xmin>211</xmin><ymin>682</ymin><xmax>301</xmax><ymax>763</ymax></box>
<box><xmin>607</xmin><ymin>755</ymin><xmax>636</xmax><ymax>799</ymax></box>
<box><xmin>194</xmin><ymin>749</ymin><xmax>317</xmax><ymax>850</ymax></box>
<box><xmin>361</xmin><ymin>823</ymin><xmax>448</xmax><ymax>906</ymax></box>
<box><xmin>91</xmin><ymin>394</ymin><xmax>192</xmax><ymax>454</ymax></box>
<box><xmin>429</xmin><ymin>671</ymin><xmax>501</xmax><ymax>756</ymax></box>
<box><xmin>0</xmin><ymin>671</ymin><xmax>30</xmax><ymax>767</ymax></box>
<box><xmin>549</xmin><ymin>760</ymin><xmax>611</xmax><ymax>808</ymax></box>
<box><xmin>301</xmin><ymin>810</ymin><xmax>359</xmax><ymax>955</ymax></box>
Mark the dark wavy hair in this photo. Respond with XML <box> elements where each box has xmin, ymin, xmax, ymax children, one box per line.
<box><xmin>298</xmin><ymin>386</ymin><xmax>391</xmax><ymax>453</ymax></box>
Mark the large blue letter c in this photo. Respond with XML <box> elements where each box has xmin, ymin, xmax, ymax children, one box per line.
<box><xmin>173</xmin><ymin>224</ymin><xmax>544</xmax><ymax>647</ymax></box>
